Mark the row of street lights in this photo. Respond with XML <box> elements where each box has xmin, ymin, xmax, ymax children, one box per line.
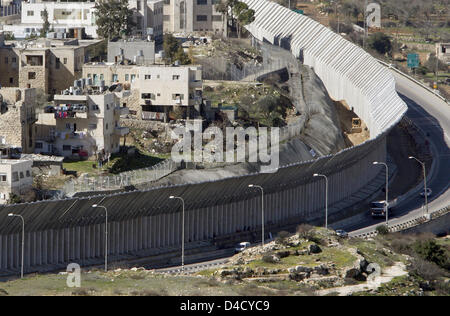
<box><xmin>6</xmin><ymin>155</ymin><xmax>429</xmax><ymax>278</ymax></box>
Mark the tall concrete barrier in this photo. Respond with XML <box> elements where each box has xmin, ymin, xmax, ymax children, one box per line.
<box><xmin>0</xmin><ymin>1</ymin><xmax>406</xmax><ymax>275</ymax></box>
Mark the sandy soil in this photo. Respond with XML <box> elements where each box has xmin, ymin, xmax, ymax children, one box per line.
<box><xmin>317</xmin><ymin>262</ymin><xmax>408</xmax><ymax>296</ymax></box>
<box><xmin>334</xmin><ymin>101</ymin><xmax>370</xmax><ymax>147</ymax></box>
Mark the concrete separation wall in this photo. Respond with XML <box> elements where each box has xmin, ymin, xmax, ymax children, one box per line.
<box><xmin>0</xmin><ymin>1</ymin><xmax>407</xmax><ymax>275</ymax></box>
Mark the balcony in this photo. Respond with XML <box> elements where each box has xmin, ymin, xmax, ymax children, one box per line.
<box><xmin>114</xmin><ymin>127</ymin><xmax>129</xmax><ymax>137</ymax></box>
<box><xmin>115</xmin><ymin>106</ymin><xmax>129</xmax><ymax>116</ymax></box>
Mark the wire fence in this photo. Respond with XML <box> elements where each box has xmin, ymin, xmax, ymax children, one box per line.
<box><xmin>198</xmin><ymin>53</ymin><xmax>290</xmax><ymax>82</ymax></box>
<box><xmin>63</xmin><ymin>159</ymin><xmax>179</xmax><ymax>196</ymax></box>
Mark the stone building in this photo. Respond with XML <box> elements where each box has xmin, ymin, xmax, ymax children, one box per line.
<box><xmin>35</xmin><ymin>85</ymin><xmax>130</xmax><ymax>158</ymax></box>
<box><xmin>0</xmin><ymin>87</ymin><xmax>37</xmax><ymax>153</ymax></box>
<box><xmin>0</xmin><ymin>36</ymin><xmax>104</xmax><ymax>94</ymax></box>
<box><xmin>0</xmin><ymin>159</ymin><xmax>33</xmax><ymax>204</ymax></box>
<box><xmin>147</xmin><ymin>0</ymin><xmax>164</xmax><ymax>42</ymax></box>
<box><xmin>82</xmin><ymin>63</ymin><xmax>203</xmax><ymax>122</ymax></box>
<box><xmin>436</xmin><ymin>43</ymin><xmax>450</xmax><ymax>65</ymax></box>
<box><xmin>107</xmin><ymin>38</ymin><xmax>156</xmax><ymax>65</ymax></box>
<box><xmin>163</xmin><ymin>0</ymin><xmax>227</xmax><ymax>35</ymax></box>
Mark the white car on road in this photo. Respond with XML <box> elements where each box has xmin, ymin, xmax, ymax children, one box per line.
<box><xmin>420</xmin><ymin>188</ymin><xmax>432</xmax><ymax>198</ymax></box>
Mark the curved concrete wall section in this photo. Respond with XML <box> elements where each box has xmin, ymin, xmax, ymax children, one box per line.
<box><xmin>0</xmin><ymin>136</ymin><xmax>386</xmax><ymax>272</ymax></box>
<box><xmin>242</xmin><ymin>0</ymin><xmax>407</xmax><ymax>137</ymax></box>
<box><xmin>0</xmin><ymin>1</ymin><xmax>406</xmax><ymax>274</ymax></box>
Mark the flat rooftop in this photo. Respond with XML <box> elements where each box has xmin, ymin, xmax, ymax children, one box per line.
<box><xmin>2</xmin><ymin>38</ymin><xmax>103</xmax><ymax>50</ymax></box>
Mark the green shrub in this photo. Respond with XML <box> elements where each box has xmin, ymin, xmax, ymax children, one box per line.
<box><xmin>297</xmin><ymin>224</ymin><xmax>314</xmax><ymax>239</ymax></box>
<box><xmin>262</xmin><ymin>253</ymin><xmax>279</xmax><ymax>264</ymax></box>
<box><xmin>376</xmin><ymin>225</ymin><xmax>389</xmax><ymax>235</ymax></box>
<box><xmin>413</xmin><ymin>239</ymin><xmax>449</xmax><ymax>270</ymax></box>
<box><xmin>275</xmin><ymin>231</ymin><xmax>290</xmax><ymax>245</ymax></box>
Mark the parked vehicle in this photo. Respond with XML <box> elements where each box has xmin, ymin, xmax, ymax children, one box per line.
<box><xmin>235</xmin><ymin>242</ymin><xmax>251</xmax><ymax>253</ymax></box>
<box><xmin>336</xmin><ymin>230</ymin><xmax>349</xmax><ymax>238</ymax></box>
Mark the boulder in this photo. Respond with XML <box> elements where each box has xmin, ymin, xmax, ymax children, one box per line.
<box><xmin>344</xmin><ymin>268</ymin><xmax>367</xmax><ymax>281</ymax></box>
<box><xmin>314</xmin><ymin>264</ymin><xmax>330</xmax><ymax>275</ymax></box>
<box><xmin>289</xmin><ymin>271</ymin><xmax>309</xmax><ymax>281</ymax></box>
<box><xmin>293</xmin><ymin>265</ymin><xmax>313</xmax><ymax>274</ymax></box>
<box><xmin>309</xmin><ymin>244</ymin><xmax>322</xmax><ymax>254</ymax></box>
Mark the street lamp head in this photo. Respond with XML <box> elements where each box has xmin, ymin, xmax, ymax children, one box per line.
<box><xmin>248</xmin><ymin>184</ymin><xmax>254</xmax><ymax>188</ymax></box>
<box><xmin>313</xmin><ymin>173</ymin><xmax>319</xmax><ymax>177</ymax></box>
<box><xmin>408</xmin><ymin>156</ymin><xmax>414</xmax><ymax>160</ymax></box>
<box><xmin>373</xmin><ymin>161</ymin><xmax>379</xmax><ymax>165</ymax></box>
<box><xmin>92</xmin><ymin>204</ymin><xmax>98</xmax><ymax>208</ymax></box>
<box><xmin>7</xmin><ymin>213</ymin><xmax>14</xmax><ymax>217</ymax></box>
<box><xmin>169</xmin><ymin>196</ymin><xmax>175</xmax><ymax>199</ymax></box>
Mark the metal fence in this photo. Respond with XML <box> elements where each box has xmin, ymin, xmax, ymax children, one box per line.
<box><xmin>198</xmin><ymin>51</ymin><xmax>290</xmax><ymax>82</ymax></box>
<box><xmin>63</xmin><ymin>159</ymin><xmax>179</xmax><ymax>196</ymax></box>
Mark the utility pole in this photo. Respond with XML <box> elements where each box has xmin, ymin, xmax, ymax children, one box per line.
<box><xmin>363</xmin><ymin>0</ymin><xmax>368</xmax><ymax>49</ymax></box>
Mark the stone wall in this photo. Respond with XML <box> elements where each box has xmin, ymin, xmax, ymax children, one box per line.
<box><xmin>0</xmin><ymin>88</ymin><xmax>36</xmax><ymax>152</ymax></box>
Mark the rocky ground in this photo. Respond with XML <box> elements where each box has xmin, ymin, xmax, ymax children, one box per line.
<box><xmin>2</xmin><ymin>227</ymin><xmax>447</xmax><ymax>296</ymax></box>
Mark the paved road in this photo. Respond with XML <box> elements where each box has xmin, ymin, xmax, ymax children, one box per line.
<box><xmin>153</xmin><ymin>70</ymin><xmax>450</xmax><ymax>274</ymax></box>
<box><xmin>348</xmin><ymin>71</ymin><xmax>450</xmax><ymax>236</ymax></box>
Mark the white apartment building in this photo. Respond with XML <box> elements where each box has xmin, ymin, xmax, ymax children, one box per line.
<box><xmin>3</xmin><ymin>1</ymin><xmax>98</xmax><ymax>39</ymax></box>
<box><xmin>0</xmin><ymin>159</ymin><xmax>33</xmax><ymax>204</ymax></box>
<box><xmin>3</xmin><ymin>0</ymin><xmax>164</xmax><ymax>39</ymax></box>
<box><xmin>36</xmin><ymin>89</ymin><xmax>130</xmax><ymax>158</ymax></box>
<box><xmin>82</xmin><ymin>63</ymin><xmax>203</xmax><ymax>121</ymax></box>
<box><xmin>136</xmin><ymin>65</ymin><xmax>202</xmax><ymax>121</ymax></box>
<box><xmin>163</xmin><ymin>0</ymin><xmax>226</xmax><ymax>35</ymax></box>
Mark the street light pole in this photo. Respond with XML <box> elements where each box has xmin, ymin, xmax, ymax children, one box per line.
<box><xmin>170</xmin><ymin>195</ymin><xmax>185</xmax><ymax>271</ymax></box>
<box><xmin>92</xmin><ymin>204</ymin><xmax>108</xmax><ymax>272</ymax></box>
<box><xmin>313</xmin><ymin>174</ymin><xmax>329</xmax><ymax>229</ymax></box>
<box><xmin>363</xmin><ymin>0</ymin><xmax>368</xmax><ymax>49</ymax></box>
<box><xmin>249</xmin><ymin>185</ymin><xmax>265</xmax><ymax>247</ymax></box>
<box><xmin>373</xmin><ymin>162</ymin><xmax>389</xmax><ymax>225</ymax></box>
<box><xmin>409</xmin><ymin>156</ymin><xmax>428</xmax><ymax>215</ymax></box>
<box><xmin>8</xmin><ymin>213</ymin><xmax>24</xmax><ymax>279</ymax></box>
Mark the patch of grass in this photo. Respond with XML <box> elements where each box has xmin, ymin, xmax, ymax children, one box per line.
<box><xmin>246</xmin><ymin>246</ymin><xmax>356</xmax><ymax>271</ymax></box>
<box><xmin>63</xmin><ymin>160</ymin><xmax>100</xmax><ymax>176</ymax></box>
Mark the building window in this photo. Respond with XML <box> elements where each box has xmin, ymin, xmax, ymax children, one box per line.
<box><xmin>26</xmin><ymin>171</ymin><xmax>31</xmax><ymax>177</ymax></box>
<box><xmin>27</xmin><ymin>11</ymin><xmax>34</xmax><ymax>16</ymax></box>
<box><xmin>28</xmin><ymin>72</ymin><xmax>36</xmax><ymax>80</ymax></box>
<box><xmin>4</xmin><ymin>57</ymin><xmax>8</xmax><ymax>64</ymax></box>
<box><xmin>35</xmin><ymin>142</ymin><xmax>43</xmax><ymax>149</ymax></box>
<box><xmin>63</xmin><ymin>58</ymin><xmax>68</xmax><ymax>64</ymax></box>
<box><xmin>172</xmin><ymin>75</ymin><xmax>180</xmax><ymax>80</ymax></box>
<box><xmin>0</xmin><ymin>174</ymin><xmax>6</xmax><ymax>182</ymax></box>
<box><xmin>63</xmin><ymin>145</ymin><xmax>71</xmax><ymax>151</ymax></box>
<box><xmin>145</xmin><ymin>75</ymin><xmax>151</xmax><ymax>80</ymax></box>
<box><xmin>55</xmin><ymin>58</ymin><xmax>60</xmax><ymax>69</ymax></box>
<box><xmin>12</xmin><ymin>172</ymin><xmax>19</xmax><ymax>182</ymax></box>
<box><xmin>142</xmin><ymin>93</ymin><xmax>155</xmax><ymax>100</ymax></box>
<box><xmin>9</xmin><ymin>77</ymin><xmax>13</xmax><ymax>84</ymax></box>
<box><xmin>20</xmin><ymin>172</ymin><xmax>24</xmax><ymax>179</ymax></box>
<box><xmin>197</xmin><ymin>15</ymin><xmax>208</xmax><ymax>22</ymax></box>
<box><xmin>12</xmin><ymin>57</ymin><xmax>16</xmax><ymax>63</ymax></box>
<box><xmin>197</xmin><ymin>0</ymin><xmax>207</xmax><ymax>4</ymax></box>
<box><xmin>125</xmin><ymin>74</ymin><xmax>129</xmax><ymax>81</ymax></box>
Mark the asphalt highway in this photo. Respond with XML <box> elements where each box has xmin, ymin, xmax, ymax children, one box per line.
<box><xmin>348</xmin><ymin>71</ymin><xmax>450</xmax><ymax>236</ymax></box>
